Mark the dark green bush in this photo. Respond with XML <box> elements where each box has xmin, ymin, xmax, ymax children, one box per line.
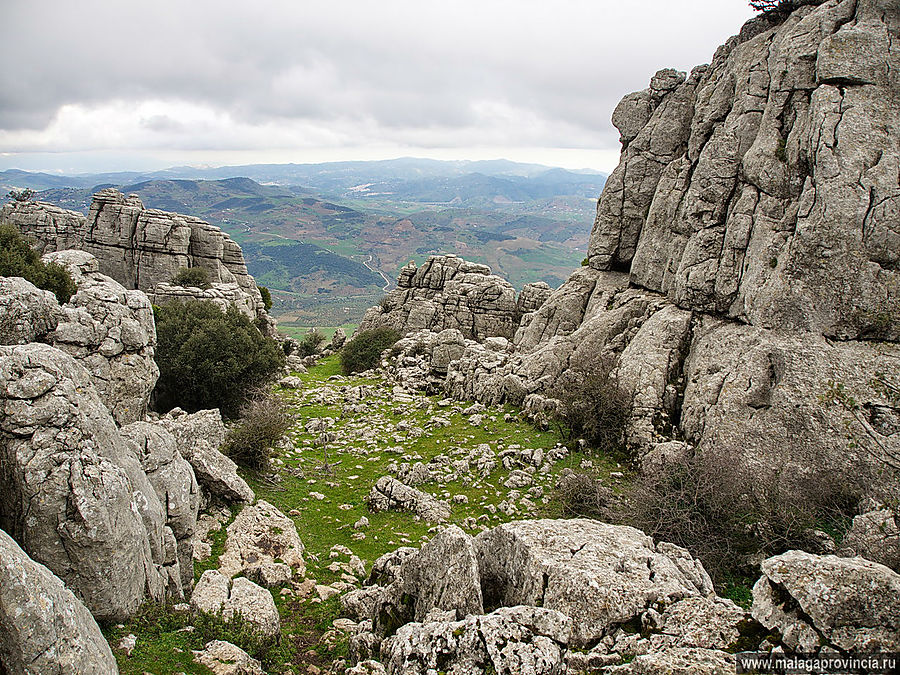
<box><xmin>258</xmin><ymin>285</ymin><xmax>272</xmax><ymax>310</ymax></box>
<box><xmin>223</xmin><ymin>391</ymin><xmax>294</xmax><ymax>472</ymax></box>
<box><xmin>171</xmin><ymin>266</ymin><xmax>211</xmax><ymax>289</ymax></box>
<box><xmin>299</xmin><ymin>329</ymin><xmax>326</xmax><ymax>357</ymax></box>
<box><xmin>339</xmin><ymin>327</ymin><xmax>399</xmax><ymax>375</ymax></box>
<box><xmin>153</xmin><ymin>301</ymin><xmax>285</xmax><ymax>417</ymax></box>
<box><xmin>0</xmin><ymin>223</ymin><xmax>76</xmax><ymax>303</ymax></box>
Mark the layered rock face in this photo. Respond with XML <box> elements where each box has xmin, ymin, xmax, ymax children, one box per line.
<box><xmin>589</xmin><ymin>0</ymin><xmax>899</xmax><ymax>342</ymax></box>
<box><xmin>0</xmin><ymin>252</ymin><xmax>158</xmax><ymax>425</ymax></box>
<box><xmin>435</xmin><ymin>0</ymin><xmax>900</xmax><ymax>504</ymax></box>
<box><xmin>357</xmin><ymin>255</ymin><xmax>534</xmax><ymax>341</ymax></box>
<box><xmin>0</xmin><ymin>188</ymin><xmax>273</xmax><ymax>329</ymax></box>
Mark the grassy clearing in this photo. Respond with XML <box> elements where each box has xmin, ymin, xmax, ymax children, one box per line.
<box><xmin>106</xmin><ymin>354</ymin><xmax>630</xmax><ymax>673</ymax></box>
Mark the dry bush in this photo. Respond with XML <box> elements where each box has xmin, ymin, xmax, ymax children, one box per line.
<box><xmin>624</xmin><ymin>448</ymin><xmax>865</xmax><ymax>582</ymax></box>
<box><xmin>550</xmin><ymin>354</ymin><xmax>630</xmax><ymax>454</ymax></box>
<box><xmin>553</xmin><ymin>468</ymin><xmax>615</xmax><ymax>520</ymax></box>
<box><xmin>223</xmin><ymin>391</ymin><xmax>294</xmax><ymax>472</ymax></box>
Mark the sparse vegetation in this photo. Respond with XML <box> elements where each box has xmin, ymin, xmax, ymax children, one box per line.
<box><xmin>6</xmin><ymin>188</ymin><xmax>35</xmax><ymax>202</ymax></box>
<box><xmin>152</xmin><ymin>300</ymin><xmax>285</xmax><ymax>417</ymax></box>
<box><xmin>549</xmin><ymin>355</ymin><xmax>630</xmax><ymax>454</ymax></box>
<box><xmin>339</xmin><ymin>326</ymin><xmax>400</xmax><ymax>375</ymax></box>
<box><xmin>0</xmin><ymin>223</ymin><xmax>77</xmax><ymax>303</ymax></box>
<box><xmin>223</xmin><ymin>390</ymin><xmax>294</xmax><ymax>473</ymax></box>
<box><xmin>299</xmin><ymin>328</ymin><xmax>326</xmax><ymax>357</ymax></box>
<box><xmin>625</xmin><ymin>447</ymin><xmax>864</xmax><ymax>582</ymax></box>
<box><xmin>171</xmin><ymin>266</ymin><xmax>211</xmax><ymax>289</ymax></box>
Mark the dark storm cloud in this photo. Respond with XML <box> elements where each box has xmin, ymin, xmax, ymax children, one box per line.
<box><xmin>0</xmin><ymin>0</ymin><xmax>754</xmax><ymax>167</ymax></box>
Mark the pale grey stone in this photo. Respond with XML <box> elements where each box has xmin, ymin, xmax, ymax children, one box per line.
<box><xmin>0</xmin><ymin>529</ymin><xmax>118</xmax><ymax>675</ymax></box>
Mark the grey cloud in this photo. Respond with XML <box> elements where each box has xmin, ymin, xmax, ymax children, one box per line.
<box><xmin>0</xmin><ymin>0</ymin><xmax>755</xmax><ymax>160</ymax></box>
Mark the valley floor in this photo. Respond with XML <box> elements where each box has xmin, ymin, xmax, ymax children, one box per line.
<box><xmin>104</xmin><ymin>355</ymin><xmax>629</xmax><ymax>674</ymax></box>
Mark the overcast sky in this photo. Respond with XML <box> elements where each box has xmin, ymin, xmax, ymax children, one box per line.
<box><xmin>0</xmin><ymin>0</ymin><xmax>755</xmax><ymax>174</ymax></box>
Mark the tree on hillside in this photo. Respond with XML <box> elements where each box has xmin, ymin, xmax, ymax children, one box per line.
<box><xmin>152</xmin><ymin>300</ymin><xmax>285</xmax><ymax>417</ymax></box>
<box><xmin>0</xmin><ymin>223</ymin><xmax>76</xmax><ymax>303</ymax></box>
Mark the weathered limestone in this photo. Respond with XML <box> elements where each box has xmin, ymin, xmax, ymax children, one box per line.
<box><xmin>476</xmin><ymin>519</ymin><xmax>714</xmax><ymax>646</ymax></box>
<box><xmin>589</xmin><ymin>0</ymin><xmax>899</xmax><ymax>341</ymax></box>
<box><xmin>120</xmin><ymin>421</ymin><xmax>201</xmax><ymax>590</ymax></box>
<box><xmin>366</xmin><ymin>476</ymin><xmax>450</xmax><ymax>523</ymax></box>
<box><xmin>217</xmin><ymin>500</ymin><xmax>306</xmax><ymax>582</ymax></box>
<box><xmin>191</xmin><ymin>570</ymin><xmax>280</xmax><ymax>639</ymax></box>
<box><xmin>752</xmin><ymin>550</ymin><xmax>900</xmax><ymax>652</ymax></box>
<box><xmin>381</xmin><ymin>606</ymin><xmax>571</xmax><ymax>675</ymax></box>
<box><xmin>0</xmin><ymin>276</ymin><xmax>61</xmax><ymax>346</ymax></box>
<box><xmin>0</xmin><ymin>189</ymin><xmax>274</xmax><ymax>329</ymax></box>
<box><xmin>43</xmin><ymin>250</ymin><xmax>158</xmax><ymax>425</ymax></box>
<box><xmin>0</xmin><ymin>529</ymin><xmax>119</xmax><ymax>675</ymax></box>
<box><xmin>192</xmin><ymin>640</ymin><xmax>265</xmax><ymax>675</ymax></box>
<box><xmin>357</xmin><ymin>255</ymin><xmax>520</xmax><ymax>341</ymax></box>
<box><xmin>156</xmin><ymin>408</ymin><xmax>255</xmax><ymax>504</ymax></box>
<box><xmin>0</xmin><ymin>343</ymin><xmax>167</xmax><ymax>621</ymax></box>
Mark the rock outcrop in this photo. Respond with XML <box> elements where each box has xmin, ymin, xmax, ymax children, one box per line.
<box><xmin>0</xmin><ymin>529</ymin><xmax>118</xmax><ymax>675</ymax></box>
<box><xmin>0</xmin><ymin>343</ymin><xmax>171</xmax><ymax>620</ymax></box>
<box><xmin>191</xmin><ymin>570</ymin><xmax>281</xmax><ymax>639</ymax></box>
<box><xmin>356</xmin><ymin>255</ymin><xmax>521</xmax><ymax>341</ymax></box>
<box><xmin>343</xmin><ymin>519</ymin><xmax>745</xmax><ymax>673</ymax></box>
<box><xmin>427</xmin><ymin>0</ymin><xmax>900</xmax><ymax>510</ymax></box>
<box><xmin>1</xmin><ymin>251</ymin><xmax>159</xmax><ymax>425</ymax></box>
<box><xmin>0</xmin><ymin>188</ymin><xmax>274</xmax><ymax>330</ymax></box>
<box><xmin>156</xmin><ymin>408</ymin><xmax>255</xmax><ymax>504</ymax></box>
<box><xmin>476</xmin><ymin>519</ymin><xmax>714</xmax><ymax>647</ymax></box>
<box><xmin>752</xmin><ymin>550</ymin><xmax>900</xmax><ymax>653</ymax></box>
<box><xmin>43</xmin><ymin>250</ymin><xmax>159</xmax><ymax>425</ymax></box>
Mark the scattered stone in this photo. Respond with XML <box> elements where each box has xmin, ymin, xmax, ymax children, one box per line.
<box><xmin>192</xmin><ymin>640</ymin><xmax>265</xmax><ymax>675</ymax></box>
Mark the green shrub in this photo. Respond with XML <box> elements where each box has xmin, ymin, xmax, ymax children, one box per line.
<box><xmin>258</xmin><ymin>285</ymin><xmax>273</xmax><ymax>310</ymax></box>
<box><xmin>299</xmin><ymin>329</ymin><xmax>326</xmax><ymax>357</ymax></box>
<box><xmin>171</xmin><ymin>266</ymin><xmax>211</xmax><ymax>289</ymax></box>
<box><xmin>339</xmin><ymin>327</ymin><xmax>399</xmax><ymax>375</ymax></box>
<box><xmin>152</xmin><ymin>301</ymin><xmax>285</xmax><ymax>417</ymax></box>
<box><xmin>223</xmin><ymin>391</ymin><xmax>294</xmax><ymax>472</ymax></box>
<box><xmin>0</xmin><ymin>223</ymin><xmax>76</xmax><ymax>303</ymax></box>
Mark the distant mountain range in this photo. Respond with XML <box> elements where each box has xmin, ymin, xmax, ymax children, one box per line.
<box><xmin>1</xmin><ymin>159</ymin><xmax>606</xmax><ymax>326</ymax></box>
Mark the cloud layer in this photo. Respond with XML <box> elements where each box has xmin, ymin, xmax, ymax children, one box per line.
<box><xmin>1</xmin><ymin>0</ymin><xmax>755</xmax><ymax>171</ymax></box>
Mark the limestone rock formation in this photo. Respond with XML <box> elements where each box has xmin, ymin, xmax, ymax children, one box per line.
<box><xmin>0</xmin><ymin>343</ymin><xmax>168</xmax><ymax>620</ymax></box>
<box><xmin>156</xmin><ymin>408</ymin><xmax>255</xmax><ymax>504</ymax></box>
<box><xmin>0</xmin><ymin>251</ymin><xmax>159</xmax><ymax>425</ymax></box>
<box><xmin>381</xmin><ymin>605</ymin><xmax>571</xmax><ymax>675</ymax></box>
<box><xmin>191</xmin><ymin>570</ymin><xmax>281</xmax><ymax>638</ymax></box>
<box><xmin>217</xmin><ymin>500</ymin><xmax>306</xmax><ymax>582</ymax></box>
<box><xmin>43</xmin><ymin>250</ymin><xmax>159</xmax><ymax>425</ymax></box>
<box><xmin>0</xmin><ymin>276</ymin><xmax>61</xmax><ymax>346</ymax></box>
<box><xmin>120</xmin><ymin>421</ymin><xmax>201</xmax><ymax>590</ymax></box>
<box><xmin>476</xmin><ymin>519</ymin><xmax>714</xmax><ymax>646</ymax></box>
<box><xmin>0</xmin><ymin>188</ymin><xmax>274</xmax><ymax>330</ymax></box>
<box><xmin>366</xmin><ymin>476</ymin><xmax>451</xmax><ymax>522</ymax></box>
<box><xmin>0</xmin><ymin>529</ymin><xmax>119</xmax><ymax>675</ymax></box>
<box><xmin>430</xmin><ymin>0</ymin><xmax>900</xmax><ymax>509</ymax></box>
<box><xmin>192</xmin><ymin>640</ymin><xmax>265</xmax><ymax>675</ymax></box>
<box><xmin>752</xmin><ymin>550</ymin><xmax>900</xmax><ymax>653</ymax></box>
<box><xmin>345</xmin><ymin>526</ymin><xmax>483</xmax><ymax>636</ymax></box>
<box><xmin>839</xmin><ymin>507</ymin><xmax>900</xmax><ymax>571</ymax></box>
<box><xmin>357</xmin><ymin>255</ymin><xmax>520</xmax><ymax>341</ymax></box>
<box><xmin>589</xmin><ymin>0</ymin><xmax>899</xmax><ymax>342</ymax></box>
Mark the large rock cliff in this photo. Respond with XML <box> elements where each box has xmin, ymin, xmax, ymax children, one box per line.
<box><xmin>400</xmin><ymin>0</ymin><xmax>900</xmax><ymax>507</ymax></box>
<box><xmin>0</xmin><ymin>188</ymin><xmax>274</xmax><ymax>330</ymax></box>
